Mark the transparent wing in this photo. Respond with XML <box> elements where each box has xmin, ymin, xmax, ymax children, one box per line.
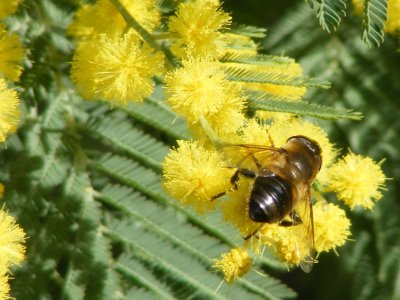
<box><xmin>220</xmin><ymin>143</ymin><xmax>287</xmax><ymax>171</ymax></box>
<box><xmin>293</xmin><ymin>186</ymin><xmax>316</xmax><ymax>273</ymax></box>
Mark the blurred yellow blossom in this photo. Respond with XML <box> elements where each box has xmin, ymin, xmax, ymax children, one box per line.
<box><xmin>68</xmin><ymin>0</ymin><xmax>160</xmax><ymax>38</ymax></box>
<box><xmin>0</xmin><ymin>25</ymin><xmax>25</xmax><ymax>82</ymax></box>
<box><xmin>0</xmin><ymin>209</ymin><xmax>25</xmax><ymax>267</ymax></box>
<box><xmin>0</xmin><ymin>0</ymin><xmax>21</xmax><ymax>19</ymax></box>
<box><xmin>0</xmin><ymin>79</ymin><xmax>20</xmax><ymax>142</ymax></box>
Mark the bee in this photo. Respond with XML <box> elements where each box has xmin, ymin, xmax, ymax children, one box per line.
<box><xmin>216</xmin><ymin>135</ymin><xmax>322</xmax><ymax>272</ymax></box>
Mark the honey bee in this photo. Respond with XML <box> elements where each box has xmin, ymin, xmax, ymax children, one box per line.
<box><xmin>218</xmin><ymin>135</ymin><xmax>322</xmax><ymax>272</ymax></box>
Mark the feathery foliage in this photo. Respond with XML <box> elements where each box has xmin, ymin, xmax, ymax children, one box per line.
<box><xmin>306</xmin><ymin>0</ymin><xmax>388</xmax><ymax>47</ymax></box>
<box><xmin>1</xmin><ymin>0</ymin><xmax>397</xmax><ymax>299</ymax></box>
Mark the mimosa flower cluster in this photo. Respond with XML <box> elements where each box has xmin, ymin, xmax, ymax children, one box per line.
<box><xmin>0</xmin><ymin>1</ymin><xmax>26</xmax><ymax>299</ymax></box>
<box><xmin>69</xmin><ymin>0</ymin><xmax>387</xmax><ymax>284</ymax></box>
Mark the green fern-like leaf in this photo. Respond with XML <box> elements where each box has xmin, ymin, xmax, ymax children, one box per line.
<box><xmin>361</xmin><ymin>0</ymin><xmax>388</xmax><ymax>47</ymax></box>
<box><xmin>248</xmin><ymin>96</ymin><xmax>362</xmax><ymax>120</ymax></box>
<box><xmin>306</xmin><ymin>0</ymin><xmax>347</xmax><ymax>33</ymax></box>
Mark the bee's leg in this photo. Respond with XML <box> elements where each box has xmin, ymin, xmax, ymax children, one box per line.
<box><xmin>243</xmin><ymin>225</ymin><xmax>263</xmax><ymax>240</ymax></box>
<box><xmin>211</xmin><ymin>168</ymin><xmax>256</xmax><ymax>201</ymax></box>
<box><xmin>266</xmin><ymin>129</ymin><xmax>275</xmax><ymax>147</ymax></box>
<box><xmin>251</xmin><ymin>155</ymin><xmax>262</xmax><ymax>170</ymax></box>
<box><xmin>211</xmin><ymin>191</ymin><xmax>226</xmax><ymax>200</ymax></box>
<box><xmin>230</xmin><ymin>168</ymin><xmax>256</xmax><ymax>189</ymax></box>
<box><xmin>279</xmin><ymin>211</ymin><xmax>302</xmax><ymax>227</ymax></box>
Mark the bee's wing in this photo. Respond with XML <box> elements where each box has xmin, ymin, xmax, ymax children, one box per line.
<box><xmin>294</xmin><ymin>186</ymin><xmax>317</xmax><ymax>273</ymax></box>
<box><xmin>220</xmin><ymin>144</ymin><xmax>286</xmax><ymax>170</ymax></box>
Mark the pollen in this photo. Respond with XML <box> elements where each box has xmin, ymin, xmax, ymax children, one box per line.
<box><xmin>212</xmin><ymin>247</ymin><xmax>251</xmax><ymax>283</ymax></box>
<box><xmin>71</xmin><ymin>30</ymin><xmax>164</xmax><ymax>104</ymax></box>
<box><xmin>327</xmin><ymin>152</ymin><xmax>386</xmax><ymax>210</ymax></box>
<box><xmin>169</xmin><ymin>0</ymin><xmax>231</xmax><ymax>59</ymax></box>
<box><xmin>162</xmin><ymin>140</ymin><xmax>233</xmax><ymax>214</ymax></box>
<box><xmin>313</xmin><ymin>201</ymin><xmax>351</xmax><ymax>253</ymax></box>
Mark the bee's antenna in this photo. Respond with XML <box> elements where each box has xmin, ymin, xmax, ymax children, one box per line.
<box><xmin>214</xmin><ymin>279</ymin><xmax>224</xmax><ymax>294</ymax></box>
<box><xmin>199</xmin><ymin>116</ymin><xmax>223</xmax><ymax>150</ymax></box>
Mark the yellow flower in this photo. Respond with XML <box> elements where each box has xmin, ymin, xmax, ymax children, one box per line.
<box><xmin>220</xmin><ymin>179</ymin><xmax>260</xmax><ymax>237</ymax></box>
<box><xmin>327</xmin><ymin>152</ymin><xmax>386</xmax><ymax>209</ymax></box>
<box><xmin>0</xmin><ymin>78</ymin><xmax>20</xmax><ymax>142</ymax></box>
<box><xmin>258</xmin><ymin>223</ymin><xmax>310</xmax><ymax>267</ymax></box>
<box><xmin>169</xmin><ymin>0</ymin><xmax>231</xmax><ymax>59</ymax></box>
<box><xmin>386</xmin><ymin>0</ymin><xmax>400</xmax><ymax>34</ymax></box>
<box><xmin>0</xmin><ymin>24</ymin><xmax>25</xmax><ymax>82</ymax></box>
<box><xmin>0</xmin><ymin>209</ymin><xmax>26</xmax><ymax>267</ymax></box>
<box><xmin>71</xmin><ymin>31</ymin><xmax>164</xmax><ymax>104</ymax></box>
<box><xmin>212</xmin><ymin>247</ymin><xmax>251</xmax><ymax>283</ymax></box>
<box><xmin>68</xmin><ymin>0</ymin><xmax>160</xmax><ymax>38</ymax></box>
<box><xmin>0</xmin><ymin>266</ymin><xmax>10</xmax><ymax>300</ymax></box>
<box><xmin>165</xmin><ymin>58</ymin><xmax>246</xmax><ymax>136</ymax></box>
<box><xmin>313</xmin><ymin>201</ymin><xmax>351</xmax><ymax>253</ymax></box>
<box><xmin>0</xmin><ymin>0</ymin><xmax>21</xmax><ymax>19</ymax></box>
<box><xmin>162</xmin><ymin>140</ymin><xmax>233</xmax><ymax>214</ymax></box>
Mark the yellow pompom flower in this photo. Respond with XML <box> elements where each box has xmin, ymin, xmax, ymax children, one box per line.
<box><xmin>220</xmin><ymin>179</ymin><xmax>260</xmax><ymax>238</ymax></box>
<box><xmin>163</xmin><ymin>140</ymin><xmax>233</xmax><ymax>214</ymax></box>
<box><xmin>0</xmin><ymin>25</ymin><xmax>25</xmax><ymax>82</ymax></box>
<box><xmin>258</xmin><ymin>223</ymin><xmax>310</xmax><ymax>267</ymax></box>
<box><xmin>212</xmin><ymin>247</ymin><xmax>251</xmax><ymax>283</ymax></box>
<box><xmin>71</xmin><ymin>31</ymin><xmax>164</xmax><ymax>104</ymax></box>
<box><xmin>68</xmin><ymin>0</ymin><xmax>160</xmax><ymax>38</ymax></box>
<box><xmin>169</xmin><ymin>0</ymin><xmax>231</xmax><ymax>59</ymax></box>
<box><xmin>313</xmin><ymin>201</ymin><xmax>351</xmax><ymax>253</ymax></box>
<box><xmin>0</xmin><ymin>0</ymin><xmax>21</xmax><ymax>19</ymax></box>
<box><xmin>386</xmin><ymin>0</ymin><xmax>400</xmax><ymax>34</ymax></box>
<box><xmin>0</xmin><ymin>79</ymin><xmax>20</xmax><ymax>142</ymax></box>
<box><xmin>0</xmin><ymin>264</ymin><xmax>10</xmax><ymax>300</ymax></box>
<box><xmin>327</xmin><ymin>152</ymin><xmax>386</xmax><ymax>209</ymax></box>
<box><xmin>165</xmin><ymin>58</ymin><xmax>246</xmax><ymax>136</ymax></box>
<box><xmin>0</xmin><ymin>209</ymin><xmax>26</xmax><ymax>267</ymax></box>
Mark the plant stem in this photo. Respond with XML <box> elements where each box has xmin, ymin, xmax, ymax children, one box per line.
<box><xmin>109</xmin><ymin>0</ymin><xmax>179</xmax><ymax>69</ymax></box>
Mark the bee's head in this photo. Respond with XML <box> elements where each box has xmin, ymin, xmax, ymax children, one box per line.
<box><xmin>286</xmin><ymin>135</ymin><xmax>322</xmax><ymax>171</ymax></box>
